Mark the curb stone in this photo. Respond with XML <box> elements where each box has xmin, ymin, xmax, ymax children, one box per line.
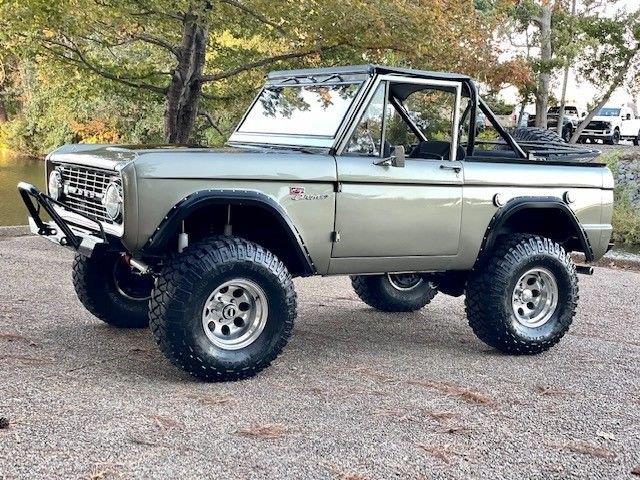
<box><xmin>0</xmin><ymin>225</ymin><xmax>30</xmax><ymax>237</ymax></box>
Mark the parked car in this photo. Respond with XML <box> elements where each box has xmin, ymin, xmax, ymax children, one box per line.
<box><xmin>19</xmin><ymin>65</ymin><xmax>613</xmax><ymax>382</ymax></box>
<box><xmin>579</xmin><ymin>105</ymin><xmax>640</xmax><ymax>145</ymax></box>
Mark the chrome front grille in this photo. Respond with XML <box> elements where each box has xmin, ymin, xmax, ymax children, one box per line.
<box><xmin>57</xmin><ymin>164</ymin><xmax>121</xmax><ymax>225</ymax></box>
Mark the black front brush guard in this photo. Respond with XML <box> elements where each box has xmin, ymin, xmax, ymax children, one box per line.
<box><xmin>17</xmin><ymin>182</ymin><xmax>107</xmax><ymax>251</ymax></box>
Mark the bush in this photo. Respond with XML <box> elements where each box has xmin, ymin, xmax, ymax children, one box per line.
<box><xmin>603</xmin><ymin>151</ymin><xmax>640</xmax><ymax>246</ymax></box>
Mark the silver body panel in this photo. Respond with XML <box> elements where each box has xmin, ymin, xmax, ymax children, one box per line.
<box><xmin>46</xmin><ymin>145</ymin><xmax>613</xmax><ymax>276</ymax></box>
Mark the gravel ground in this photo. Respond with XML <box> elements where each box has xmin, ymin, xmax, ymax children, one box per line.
<box><xmin>0</xmin><ymin>236</ymin><xmax>639</xmax><ymax>480</ymax></box>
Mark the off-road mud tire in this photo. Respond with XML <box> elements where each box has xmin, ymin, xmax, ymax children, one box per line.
<box><xmin>72</xmin><ymin>252</ymin><xmax>151</xmax><ymax>328</ymax></box>
<box><xmin>149</xmin><ymin>236</ymin><xmax>296</xmax><ymax>382</ymax></box>
<box><xmin>511</xmin><ymin>126</ymin><xmax>566</xmax><ymax>144</ymax></box>
<box><xmin>465</xmin><ymin>234</ymin><xmax>578</xmax><ymax>354</ymax></box>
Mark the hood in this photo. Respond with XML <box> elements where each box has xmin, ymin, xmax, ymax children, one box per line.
<box><xmin>48</xmin><ymin>144</ymin><xmax>337</xmax><ymax>183</ymax></box>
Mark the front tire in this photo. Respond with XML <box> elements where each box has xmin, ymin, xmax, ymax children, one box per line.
<box><xmin>149</xmin><ymin>236</ymin><xmax>296</xmax><ymax>382</ymax></box>
<box><xmin>351</xmin><ymin>273</ymin><xmax>437</xmax><ymax>312</ymax></box>
<box><xmin>72</xmin><ymin>251</ymin><xmax>153</xmax><ymax>328</ymax></box>
<box><xmin>465</xmin><ymin>235</ymin><xmax>578</xmax><ymax>354</ymax></box>
<box><xmin>605</xmin><ymin>128</ymin><xmax>620</xmax><ymax>145</ymax></box>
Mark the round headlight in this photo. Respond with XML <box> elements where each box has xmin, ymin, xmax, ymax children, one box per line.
<box><xmin>48</xmin><ymin>170</ymin><xmax>63</xmax><ymax>200</ymax></box>
<box><xmin>103</xmin><ymin>182</ymin><xmax>123</xmax><ymax>221</ymax></box>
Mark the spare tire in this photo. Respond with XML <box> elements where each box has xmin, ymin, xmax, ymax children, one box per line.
<box><xmin>511</xmin><ymin>127</ymin><xmax>566</xmax><ymax>143</ymax></box>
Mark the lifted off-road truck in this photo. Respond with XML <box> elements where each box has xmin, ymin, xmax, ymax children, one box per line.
<box><xmin>19</xmin><ymin>65</ymin><xmax>614</xmax><ymax>381</ymax></box>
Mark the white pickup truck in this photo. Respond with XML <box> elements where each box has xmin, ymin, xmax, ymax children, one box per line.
<box><xmin>579</xmin><ymin>105</ymin><xmax>640</xmax><ymax>145</ymax></box>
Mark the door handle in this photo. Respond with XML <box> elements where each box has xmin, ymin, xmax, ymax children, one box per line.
<box><xmin>439</xmin><ymin>164</ymin><xmax>462</xmax><ymax>173</ymax></box>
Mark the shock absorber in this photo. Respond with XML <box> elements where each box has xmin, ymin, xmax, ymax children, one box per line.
<box><xmin>178</xmin><ymin>220</ymin><xmax>189</xmax><ymax>253</ymax></box>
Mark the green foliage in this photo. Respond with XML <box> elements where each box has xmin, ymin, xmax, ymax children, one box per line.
<box><xmin>484</xmin><ymin>95</ymin><xmax>515</xmax><ymax>115</ymax></box>
<box><xmin>612</xmin><ymin>199</ymin><xmax>640</xmax><ymax>246</ymax></box>
<box><xmin>0</xmin><ymin>0</ymin><xmax>513</xmax><ymax>152</ymax></box>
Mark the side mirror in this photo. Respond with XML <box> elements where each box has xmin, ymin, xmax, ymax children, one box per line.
<box><xmin>374</xmin><ymin>145</ymin><xmax>406</xmax><ymax>168</ymax></box>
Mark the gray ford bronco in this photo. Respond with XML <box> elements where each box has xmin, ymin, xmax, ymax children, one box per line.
<box><xmin>19</xmin><ymin>65</ymin><xmax>614</xmax><ymax>381</ymax></box>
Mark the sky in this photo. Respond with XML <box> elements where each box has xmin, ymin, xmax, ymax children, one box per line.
<box><xmin>497</xmin><ymin>0</ymin><xmax>639</xmax><ymax>114</ymax></box>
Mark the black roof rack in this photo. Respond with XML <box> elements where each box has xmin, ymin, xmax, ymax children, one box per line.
<box><xmin>267</xmin><ymin>64</ymin><xmax>473</xmax><ymax>83</ymax></box>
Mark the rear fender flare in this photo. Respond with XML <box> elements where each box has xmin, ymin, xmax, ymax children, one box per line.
<box><xmin>477</xmin><ymin>196</ymin><xmax>594</xmax><ymax>264</ymax></box>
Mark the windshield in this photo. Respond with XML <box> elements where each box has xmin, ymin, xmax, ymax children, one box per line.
<box><xmin>238</xmin><ymin>83</ymin><xmax>362</xmax><ymax>137</ymax></box>
<box><xmin>598</xmin><ymin>107</ymin><xmax>621</xmax><ymax>116</ymax></box>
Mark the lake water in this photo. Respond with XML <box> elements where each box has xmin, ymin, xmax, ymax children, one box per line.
<box><xmin>0</xmin><ymin>150</ymin><xmax>45</xmax><ymax>226</ymax></box>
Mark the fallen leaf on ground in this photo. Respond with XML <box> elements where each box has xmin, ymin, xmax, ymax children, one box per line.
<box><xmin>564</xmin><ymin>442</ymin><xmax>617</xmax><ymax>461</ymax></box>
<box><xmin>536</xmin><ymin>385</ymin><xmax>572</xmax><ymax>396</ymax></box>
<box><xmin>0</xmin><ymin>417</ymin><xmax>9</xmax><ymax>429</ymax></box>
<box><xmin>236</xmin><ymin>424</ymin><xmax>288</xmax><ymax>439</ymax></box>
<box><xmin>408</xmin><ymin>380</ymin><xmax>493</xmax><ymax>406</ymax></box>
<box><xmin>428</xmin><ymin>411</ymin><xmax>457</xmax><ymax>421</ymax></box>
<box><xmin>149</xmin><ymin>414</ymin><xmax>182</xmax><ymax>430</ymax></box>
<box><xmin>185</xmin><ymin>393</ymin><xmax>232</xmax><ymax>406</ymax></box>
<box><xmin>631</xmin><ymin>466</ymin><xmax>640</xmax><ymax>476</ymax></box>
<box><xmin>417</xmin><ymin>444</ymin><xmax>467</xmax><ymax>464</ymax></box>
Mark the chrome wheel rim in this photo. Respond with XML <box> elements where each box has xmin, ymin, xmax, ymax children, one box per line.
<box><xmin>512</xmin><ymin>268</ymin><xmax>558</xmax><ymax>328</ymax></box>
<box><xmin>202</xmin><ymin>278</ymin><xmax>268</xmax><ymax>350</ymax></box>
<box><xmin>387</xmin><ymin>273</ymin><xmax>424</xmax><ymax>291</ymax></box>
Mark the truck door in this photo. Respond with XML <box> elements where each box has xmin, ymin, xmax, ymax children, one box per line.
<box><xmin>331</xmin><ymin>76</ymin><xmax>464</xmax><ymax>266</ymax></box>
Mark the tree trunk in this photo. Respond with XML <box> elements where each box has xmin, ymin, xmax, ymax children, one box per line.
<box><xmin>164</xmin><ymin>12</ymin><xmax>209</xmax><ymax>144</ymax></box>
<box><xmin>534</xmin><ymin>7</ymin><xmax>552</xmax><ymax>129</ymax></box>
<box><xmin>556</xmin><ymin>0</ymin><xmax>577</xmax><ymax>136</ymax></box>
<box><xmin>0</xmin><ymin>100</ymin><xmax>8</xmax><ymax>123</ymax></box>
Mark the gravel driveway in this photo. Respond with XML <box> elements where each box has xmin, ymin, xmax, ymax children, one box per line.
<box><xmin>0</xmin><ymin>236</ymin><xmax>639</xmax><ymax>479</ymax></box>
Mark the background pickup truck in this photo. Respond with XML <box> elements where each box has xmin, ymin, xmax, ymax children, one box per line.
<box><xmin>19</xmin><ymin>64</ymin><xmax>613</xmax><ymax>382</ymax></box>
<box><xmin>526</xmin><ymin>105</ymin><xmax>585</xmax><ymax>142</ymax></box>
<box><xmin>579</xmin><ymin>105</ymin><xmax>640</xmax><ymax>145</ymax></box>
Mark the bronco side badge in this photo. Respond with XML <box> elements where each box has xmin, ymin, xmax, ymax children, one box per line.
<box><xmin>289</xmin><ymin>186</ymin><xmax>329</xmax><ymax>201</ymax></box>
<box><xmin>289</xmin><ymin>186</ymin><xmax>306</xmax><ymax>200</ymax></box>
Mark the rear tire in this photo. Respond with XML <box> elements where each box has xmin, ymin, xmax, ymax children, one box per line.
<box><xmin>465</xmin><ymin>235</ymin><xmax>578</xmax><ymax>354</ymax></box>
<box><xmin>72</xmin><ymin>252</ymin><xmax>153</xmax><ymax>328</ymax></box>
<box><xmin>351</xmin><ymin>274</ymin><xmax>437</xmax><ymax>312</ymax></box>
<box><xmin>149</xmin><ymin>236</ymin><xmax>296</xmax><ymax>382</ymax></box>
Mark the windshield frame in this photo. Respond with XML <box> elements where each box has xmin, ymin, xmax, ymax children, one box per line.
<box><xmin>229</xmin><ymin>79</ymin><xmax>368</xmax><ymax>149</ymax></box>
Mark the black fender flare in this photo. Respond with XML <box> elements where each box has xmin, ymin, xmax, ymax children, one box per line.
<box><xmin>142</xmin><ymin>189</ymin><xmax>316</xmax><ymax>276</ymax></box>
<box><xmin>477</xmin><ymin>196</ymin><xmax>594</xmax><ymax>263</ymax></box>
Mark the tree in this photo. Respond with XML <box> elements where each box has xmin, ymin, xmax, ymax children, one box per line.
<box><xmin>1</xmin><ymin>0</ymin><xmax>511</xmax><ymax>145</ymax></box>
<box><xmin>569</xmin><ymin>10</ymin><xmax>640</xmax><ymax>142</ymax></box>
<box><xmin>506</xmin><ymin>0</ymin><xmax>564</xmax><ymax>129</ymax></box>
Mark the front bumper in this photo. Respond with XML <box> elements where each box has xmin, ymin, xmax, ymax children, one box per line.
<box><xmin>580</xmin><ymin>129</ymin><xmax>612</xmax><ymax>138</ymax></box>
<box><xmin>18</xmin><ymin>182</ymin><xmax>106</xmax><ymax>256</ymax></box>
